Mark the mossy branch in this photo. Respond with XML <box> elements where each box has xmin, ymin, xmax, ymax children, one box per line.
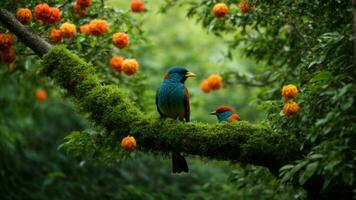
<box><xmin>43</xmin><ymin>46</ymin><xmax>299</xmax><ymax>173</ymax></box>
<box><xmin>0</xmin><ymin>8</ymin><xmax>300</xmax><ymax>173</ymax></box>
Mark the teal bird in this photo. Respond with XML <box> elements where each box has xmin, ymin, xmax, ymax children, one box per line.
<box><xmin>156</xmin><ymin>66</ymin><xmax>196</xmax><ymax>173</ymax></box>
<box><xmin>210</xmin><ymin>106</ymin><xmax>240</xmax><ymax>122</ymax></box>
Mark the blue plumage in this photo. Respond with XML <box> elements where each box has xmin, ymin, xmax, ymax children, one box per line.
<box><xmin>156</xmin><ymin>66</ymin><xmax>195</xmax><ymax>173</ymax></box>
<box><xmin>215</xmin><ymin>111</ymin><xmax>234</xmax><ymax>122</ymax></box>
<box><xmin>157</xmin><ymin>83</ymin><xmax>185</xmax><ymax>119</ymax></box>
<box><xmin>156</xmin><ymin>66</ymin><xmax>193</xmax><ymax>122</ymax></box>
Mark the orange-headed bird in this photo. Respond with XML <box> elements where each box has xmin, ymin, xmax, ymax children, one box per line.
<box><xmin>210</xmin><ymin>106</ymin><xmax>240</xmax><ymax>122</ymax></box>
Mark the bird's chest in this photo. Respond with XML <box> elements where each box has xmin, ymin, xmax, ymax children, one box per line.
<box><xmin>157</xmin><ymin>83</ymin><xmax>185</xmax><ymax>119</ymax></box>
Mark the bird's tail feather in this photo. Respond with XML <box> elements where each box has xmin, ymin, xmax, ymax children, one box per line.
<box><xmin>172</xmin><ymin>152</ymin><xmax>189</xmax><ymax>173</ymax></box>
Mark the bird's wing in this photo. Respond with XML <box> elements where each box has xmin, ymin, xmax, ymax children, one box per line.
<box><xmin>183</xmin><ymin>87</ymin><xmax>190</xmax><ymax>122</ymax></box>
<box><xmin>228</xmin><ymin>113</ymin><xmax>240</xmax><ymax>122</ymax></box>
<box><xmin>156</xmin><ymin>88</ymin><xmax>165</xmax><ymax>117</ymax></box>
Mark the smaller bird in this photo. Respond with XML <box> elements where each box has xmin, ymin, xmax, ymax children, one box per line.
<box><xmin>210</xmin><ymin>106</ymin><xmax>240</xmax><ymax>122</ymax></box>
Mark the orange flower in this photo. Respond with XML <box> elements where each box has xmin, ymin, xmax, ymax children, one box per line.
<box><xmin>110</xmin><ymin>56</ymin><xmax>125</xmax><ymax>72</ymax></box>
<box><xmin>50</xmin><ymin>28</ymin><xmax>62</xmax><ymax>43</ymax></box>
<box><xmin>112</xmin><ymin>32</ymin><xmax>129</xmax><ymax>49</ymax></box>
<box><xmin>207</xmin><ymin>74</ymin><xmax>222</xmax><ymax>90</ymax></box>
<box><xmin>35</xmin><ymin>4</ymin><xmax>61</xmax><ymax>24</ymax></box>
<box><xmin>121</xmin><ymin>136</ymin><xmax>137</xmax><ymax>151</ymax></box>
<box><xmin>281</xmin><ymin>84</ymin><xmax>298</xmax><ymax>100</ymax></box>
<box><xmin>60</xmin><ymin>22</ymin><xmax>77</xmax><ymax>38</ymax></box>
<box><xmin>239</xmin><ymin>1</ymin><xmax>251</xmax><ymax>13</ymax></box>
<box><xmin>283</xmin><ymin>102</ymin><xmax>299</xmax><ymax>117</ymax></box>
<box><xmin>47</xmin><ymin>7</ymin><xmax>61</xmax><ymax>24</ymax></box>
<box><xmin>0</xmin><ymin>33</ymin><xmax>14</xmax><ymax>50</ymax></box>
<box><xmin>35</xmin><ymin>89</ymin><xmax>48</xmax><ymax>101</ymax></box>
<box><xmin>122</xmin><ymin>59</ymin><xmax>139</xmax><ymax>75</ymax></box>
<box><xmin>88</xmin><ymin>19</ymin><xmax>109</xmax><ymax>36</ymax></box>
<box><xmin>213</xmin><ymin>3</ymin><xmax>229</xmax><ymax>18</ymax></box>
<box><xmin>16</xmin><ymin>8</ymin><xmax>33</xmax><ymax>24</ymax></box>
<box><xmin>130</xmin><ymin>0</ymin><xmax>145</xmax><ymax>13</ymax></box>
<box><xmin>0</xmin><ymin>48</ymin><xmax>16</xmax><ymax>63</ymax></box>
<box><xmin>200</xmin><ymin>79</ymin><xmax>211</xmax><ymax>93</ymax></box>
<box><xmin>73</xmin><ymin>4</ymin><xmax>88</xmax><ymax>17</ymax></box>
<box><xmin>76</xmin><ymin>0</ymin><xmax>91</xmax><ymax>8</ymax></box>
<box><xmin>80</xmin><ymin>24</ymin><xmax>90</xmax><ymax>34</ymax></box>
<box><xmin>35</xmin><ymin>3</ymin><xmax>51</xmax><ymax>22</ymax></box>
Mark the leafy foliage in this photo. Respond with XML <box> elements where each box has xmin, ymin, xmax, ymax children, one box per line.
<box><xmin>180</xmin><ymin>0</ymin><xmax>356</xmax><ymax>198</ymax></box>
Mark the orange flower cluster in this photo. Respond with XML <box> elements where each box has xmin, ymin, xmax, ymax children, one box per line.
<box><xmin>130</xmin><ymin>0</ymin><xmax>145</xmax><ymax>13</ymax></box>
<box><xmin>283</xmin><ymin>102</ymin><xmax>299</xmax><ymax>117</ymax></box>
<box><xmin>200</xmin><ymin>74</ymin><xmax>223</xmax><ymax>93</ymax></box>
<box><xmin>0</xmin><ymin>49</ymin><xmax>16</xmax><ymax>63</ymax></box>
<box><xmin>281</xmin><ymin>84</ymin><xmax>298</xmax><ymax>100</ymax></box>
<box><xmin>73</xmin><ymin>0</ymin><xmax>91</xmax><ymax>17</ymax></box>
<box><xmin>60</xmin><ymin>22</ymin><xmax>77</xmax><ymax>38</ymax></box>
<box><xmin>121</xmin><ymin>136</ymin><xmax>137</xmax><ymax>151</ymax></box>
<box><xmin>239</xmin><ymin>1</ymin><xmax>255</xmax><ymax>13</ymax></box>
<box><xmin>89</xmin><ymin>19</ymin><xmax>109</xmax><ymax>36</ymax></box>
<box><xmin>0</xmin><ymin>33</ymin><xmax>14</xmax><ymax>50</ymax></box>
<box><xmin>110</xmin><ymin>56</ymin><xmax>125</xmax><ymax>72</ymax></box>
<box><xmin>76</xmin><ymin>0</ymin><xmax>91</xmax><ymax>7</ymax></box>
<box><xmin>16</xmin><ymin>8</ymin><xmax>33</xmax><ymax>24</ymax></box>
<box><xmin>49</xmin><ymin>23</ymin><xmax>77</xmax><ymax>44</ymax></box>
<box><xmin>50</xmin><ymin>28</ymin><xmax>62</xmax><ymax>43</ymax></box>
<box><xmin>80</xmin><ymin>19</ymin><xmax>109</xmax><ymax>36</ymax></box>
<box><xmin>200</xmin><ymin>79</ymin><xmax>211</xmax><ymax>93</ymax></box>
<box><xmin>121</xmin><ymin>59</ymin><xmax>139</xmax><ymax>75</ymax></box>
<box><xmin>80</xmin><ymin>24</ymin><xmax>90</xmax><ymax>34</ymax></box>
<box><xmin>281</xmin><ymin>84</ymin><xmax>300</xmax><ymax>118</ymax></box>
<box><xmin>34</xmin><ymin>3</ymin><xmax>61</xmax><ymax>24</ymax></box>
<box><xmin>0</xmin><ymin>33</ymin><xmax>15</xmax><ymax>63</ymax></box>
<box><xmin>212</xmin><ymin>3</ymin><xmax>229</xmax><ymax>18</ymax></box>
<box><xmin>35</xmin><ymin>89</ymin><xmax>48</xmax><ymax>101</ymax></box>
<box><xmin>112</xmin><ymin>32</ymin><xmax>129</xmax><ymax>49</ymax></box>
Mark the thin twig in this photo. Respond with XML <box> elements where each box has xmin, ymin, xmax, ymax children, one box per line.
<box><xmin>59</xmin><ymin>0</ymin><xmax>72</xmax><ymax>10</ymax></box>
<box><xmin>290</xmin><ymin>20</ymin><xmax>312</xmax><ymax>49</ymax></box>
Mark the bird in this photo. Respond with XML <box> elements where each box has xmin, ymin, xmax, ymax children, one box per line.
<box><xmin>156</xmin><ymin>66</ymin><xmax>196</xmax><ymax>173</ymax></box>
<box><xmin>210</xmin><ymin>106</ymin><xmax>240</xmax><ymax>122</ymax></box>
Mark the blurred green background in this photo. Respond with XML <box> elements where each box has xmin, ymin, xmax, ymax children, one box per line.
<box><xmin>0</xmin><ymin>0</ymin><xmax>303</xmax><ymax>199</ymax></box>
<box><xmin>107</xmin><ymin>0</ymin><xmax>265</xmax><ymax>123</ymax></box>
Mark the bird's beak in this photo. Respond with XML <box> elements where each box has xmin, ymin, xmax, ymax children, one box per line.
<box><xmin>185</xmin><ymin>72</ymin><xmax>196</xmax><ymax>77</ymax></box>
<box><xmin>210</xmin><ymin>111</ymin><xmax>217</xmax><ymax>115</ymax></box>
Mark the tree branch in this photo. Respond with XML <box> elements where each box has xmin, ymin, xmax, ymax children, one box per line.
<box><xmin>0</xmin><ymin>8</ymin><xmax>300</xmax><ymax>173</ymax></box>
<box><xmin>42</xmin><ymin>46</ymin><xmax>300</xmax><ymax>173</ymax></box>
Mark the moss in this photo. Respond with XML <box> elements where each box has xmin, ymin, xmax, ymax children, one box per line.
<box><xmin>42</xmin><ymin>46</ymin><xmax>300</xmax><ymax>172</ymax></box>
<box><xmin>42</xmin><ymin>45</ymin><xmax>97</xmax><ymax>95</ymax></box>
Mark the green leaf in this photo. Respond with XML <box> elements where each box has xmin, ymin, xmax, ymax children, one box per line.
<box><xmin>310</xmin><ymin>71</ymin><xmax>332</xmax><ymax>83</ymax></box>
<box><xmin>279</xmin><ymin>164</ymin><xmax>295</xmax><ymax>172</ymax></box>
<box><xmin>299</xmin><ymin>162</ymin><xmax>318</xmax><ymax>185</ymax></box>
<box><xmin>309</xmin><ymin>154</ymin><xmax>323</xmax><ymax>160</ymax></box>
